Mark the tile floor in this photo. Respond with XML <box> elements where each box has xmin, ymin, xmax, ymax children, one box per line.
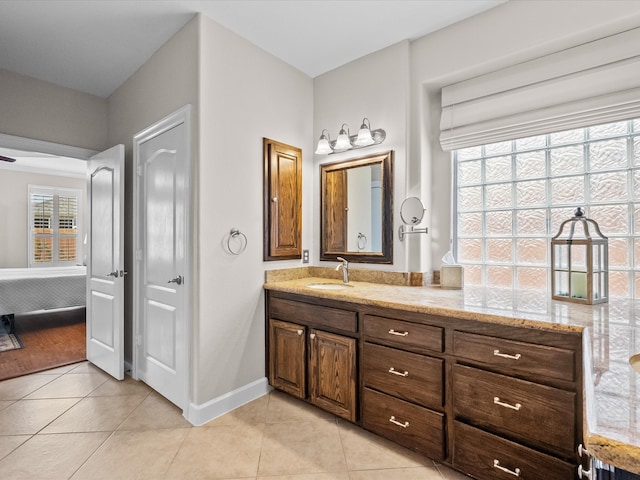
<box><xmin>0</xmin><ymin>362</ymin><xmax>471</xmax><ymax>479</ymax></box>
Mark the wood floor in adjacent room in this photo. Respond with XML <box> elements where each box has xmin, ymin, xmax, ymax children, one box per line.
<box><xmin>0</xmin><ymin>308</ymin><xmax>86</xmax><ymax>381</ymax></box>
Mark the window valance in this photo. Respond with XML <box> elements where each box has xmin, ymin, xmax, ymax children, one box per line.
<box><xmin>440</xmin><ymin>27</ymin><xmax>640</xmax><ymax>151</ymax></box>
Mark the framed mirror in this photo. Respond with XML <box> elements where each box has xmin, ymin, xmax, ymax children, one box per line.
<box><xmin>320</xmin><ymin>151</ymin><xmax>393</xmax><ymax>263</ymax></box>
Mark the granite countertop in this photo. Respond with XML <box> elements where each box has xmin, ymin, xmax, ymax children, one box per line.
<box><xmin>264</xmin><ymin>274</ymin><xmax>640</xmax><ymax>474</ymax></box>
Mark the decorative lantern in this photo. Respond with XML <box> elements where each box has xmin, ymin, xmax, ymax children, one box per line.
<box><xmin>551</xmin><ymin>207</ymin><xmax>608</xmax><ymax>305</ymax></box>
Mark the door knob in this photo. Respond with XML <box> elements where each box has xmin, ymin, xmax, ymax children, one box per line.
<box><xmin>107</xmin><ymin>271</ymin><xmax>119</xmax><ymax>278</ymax></box>
<box><xmin>168</xmin><ymin>275</ymin><xmax>183</xmax><ymax>285</ymax></box>
<box><xmin>119</xmin><ymin>270</ymin><xmax>128</xmax><ymax>277</ymax></box>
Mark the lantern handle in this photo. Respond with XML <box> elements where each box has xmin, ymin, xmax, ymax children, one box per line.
<box><xmin>551</xmin><ymin>209</ymin><xmax>608</xmax><ymax>241</ymax></box>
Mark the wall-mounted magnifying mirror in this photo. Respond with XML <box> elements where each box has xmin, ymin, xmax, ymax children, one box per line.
<box><xmin>399</xmin><ymin>197</ymin><xmax>428</xmax><ymax>241</ymax></box>
<box><xmin>400</xmin><ymin>197</ymin><xmax>425</xmax><ymax>225</ymax></box>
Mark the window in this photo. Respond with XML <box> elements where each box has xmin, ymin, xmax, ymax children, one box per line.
<box><xmin>29</xmin><ymin>186</ymin><xmax>82</xmax><ymax>267</ymax></box>
<box><xmin>454</xmin><ymin>118</ymin><xmax>640</xmax><ymax>298</ymax></box>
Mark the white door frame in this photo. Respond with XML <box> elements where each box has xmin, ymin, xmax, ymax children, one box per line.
<box><xmin>132</xmin><ymin>105</ymin><xmax>192</xmax><ymax>413</ymax></box>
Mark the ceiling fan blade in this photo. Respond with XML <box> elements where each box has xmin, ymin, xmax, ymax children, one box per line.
<box><xmin>0</xmin><ymin>155</ymin><xmax>16</xmax><ymax>162</ymax></box>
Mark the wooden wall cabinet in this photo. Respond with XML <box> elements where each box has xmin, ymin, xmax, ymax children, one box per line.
<box><xmin>263</xmin><ymin>138</ymin><xmax>302</xmax><ymax>260</ymax></box>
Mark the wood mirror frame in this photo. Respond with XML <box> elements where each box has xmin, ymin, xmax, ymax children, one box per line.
<box><xmin>320</xmin><ymin>150</ymin><xmax>393</xmax><ymax>264</ymax></box>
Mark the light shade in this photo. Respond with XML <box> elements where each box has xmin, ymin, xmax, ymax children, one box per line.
<box><xmin>315</xmin><ymin>129</ymin><xmax>333</xmax><ymax>155</ymax></box>
<box><xmin>354</xmin><ymin>118</ymin><xmax>375</xmax><ymax>147</ymax></box>
<box><xmin>333</xmin><ymin>124</ymin><xmax>352</xmax><ymax>151</ymax></box>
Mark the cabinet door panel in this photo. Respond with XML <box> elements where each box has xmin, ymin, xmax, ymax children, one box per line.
<box><xmin>453</xmin><ymin>364</ymin><xmax>575</xmax><ymax>457</ymax></box>
<box><xmin>363</xmin><ymin>343</ymin><xmax>443</xmax><ymax>409</ymax></box>
<box><xmin>309</xmin><ymin>329</ymin><xmax>357</xmax><ymax>421</ymax></box>
<box><xmin>269</xmin><ymin>319</ymin><xmax>306</xmax><ymax>398</ymax></box>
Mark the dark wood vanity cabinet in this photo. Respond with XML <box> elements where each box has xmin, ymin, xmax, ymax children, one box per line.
<box><xmin>265</xmin><ymin>290</ymin><xmax>583</xmax><ymax>478</ymax></box>
<box><xmin>267</xmin><ymin>294</ymin><xmax>358</xmax><ymax>421</ymax></box>
<box><xmin>451</xmin><ymin>329</ymin><xmax>582</xmax><ymax>479</ymax></box>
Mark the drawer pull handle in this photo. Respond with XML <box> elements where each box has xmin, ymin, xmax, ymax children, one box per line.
<box><xmin>388</xmin><ymin>329</ymin><xmax>409</xmax><ymax>337</ymax></box>
<box><xmin>389</xmin><ymin>415</ymin><xmax>409</xmax><ymax>428</ymax></box>
<box><xmin>493</xmin><ymin>460</ymin><xmax>521</xmax><ymax>477</ymax></box>
<box><xmin>494</xmin><ymin>396</ymin><xmax>522</xmax><ymax>411</ymax></box>
<box><xmin>388</xmin><ymin>367</ymin><xmax>409</xmax><ymax>377</ymax></box>
<box><xmin>493</xmin><ymin>349</ymin><xmax>521</xmax><ymax>360</ymax></box>
<box><xmin>578</xmin><ymin>464</ymin><xmax>593</xmax><ymax>479</ymax></box>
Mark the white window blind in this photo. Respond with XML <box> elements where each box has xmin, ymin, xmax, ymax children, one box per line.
<box><xmin>28</xmin><ymin>185</ymin><xmax>82</xmax><ymax>267</ymax></box>
<box><xmin>440</xmin><ymin>27</ymin><xmax>640</xmax><ymax>151</ymax></box>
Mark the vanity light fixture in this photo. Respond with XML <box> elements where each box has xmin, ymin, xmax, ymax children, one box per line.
<box><xmin>314</xmin><ymin>129</ymin><xmax>333</xmax><ymax>155</ymax></box>
<box><xmin>354</xmin><ymin>118</ymin><xmax>375</xmax><ymax>147</ymax></box>
<box><xmin>334</xmin><ymin>124</ymin><xmax>353</xmax><ymax>152</ymax></box>
<box><xmin>314</xmin><ymin>117</ymin><xmax>386</xmax><ymax>155</ymax></box>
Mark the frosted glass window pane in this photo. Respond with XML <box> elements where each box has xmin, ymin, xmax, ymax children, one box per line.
<box><xmin>516</xmin><ymin>238</ymin><xmax>547</xmax><ymax>265</ymax></box>
<box><xmin>590</xmin><ymin>139</ymin><xmax>627</xmax><ymax>171</ymax></box>
<box><xmin>485</xmin><ymin>183</ymin><xmax>512</xmax><ymax>209</ymax></box>
<box><xmin>463</xmin><ymin>265</ymin><xmax>482</xmax><ymax>286</ymax></box>
<box><xmin>636</xmin><ymin>273</ymin><xmax>640</xmax><ymax>299</ymax></box>
<box><xmin>487</xmin><ymin>239</ymin><xmax>512</xmax><ymax>263</ymax></box>
<box><xmin>517</xmin><ymin>267</ymin><xmax>547</xmax><ymax>290</ymax></box>
<box><xmin>515</xmin><ymin>135</ymin><xmax>546</xmax><ymax>151</ymax></box>
<box><xmin>458</xmin><ymin>186</ymin><xmax>482</xmax><ymax>211</ymax></box>
<box><xmin>633</xmin><ymin>170</ymin><xmax>640</xmax><ymax>200</ymax></box>
<box><xmin>634</xmin><ymin>120</ymin><xmax>640</xmax><ymax>133</ymax></box>
<box><xmin>516</xmin><ymin>209</ymin><xmax>547</xmax><ymax>236</ymax></box>
<box><xmin>609</xmin><ymin>238</ymin><xmax>630</xmax><ymax>267</ymax></box>
<box><xmin>486</xmin><ymin>210</ymin><xmax>513</xmax><ymax>236</ymax></box>
<box><xmin>516</xmin><ymin>180</ymin><xmax>546</xmax><ymax>207</ymax></box>
<box><xmin>487</xmin><ymin>266</ymin><xmax>513</xmax><ymax>287</ymax></box>
<box><xmin>590</xmin><ymin>204</ymin><xmax>630</xmax><ymax>235</ymax></box>
<box><xmin>515</xmin><ymin>151</ymin><xmax>546</xmax><ymax>179</ymax></box>
<box><xmin>609</xmin><ymin>271</ymin><xmax>630</xmax><ymax>297</ymax></box>
<box><xmin>635</xmin><ymin>239</ymin><xmax>640</xmax><ymax>268</ymax></box>
<box><xmin>550</xmin><ymin>207</ymin><xmax>577</xmax><ymax>235</ymax></box>
<box><xmin>550</xmin><ymin>145</ymin><xmax>584</xmax><ymax>175</ymax></box>
<box><xmin>458</xmin><ymin>238</ymin><xmax>482</xmax><ymax>262</ymax></box>
<box><xmin>590</xmin><ymin>171</ymin><xmax>629</xmax><ymax>202</ymax></box>
<box><xmin>457</xmin><ymin>146</ymin><xmax>482</xmax><ymax>161</ymax></box>
<box><xmin>551</xmin><ymin>176</ymin><xmax>584</xmax><ymax>205</ymax></box>
<box><xmin>458</xmin><ymin>160</ymin><xmax>481</xmax><ymax>186</ymax></box>
<box><xmin>634</xmin><ymin>204</ymin><xmax>640</xmax><ymax>233</ymax></box>
<box><xmin>484</xmin><ymin>141</ymin><xmax>512</xmax><ymax>156</ymax></box>
<box><xmin>458</xmin><ymin>212</ymin><xmax>483</xmax><ymax>236</ymax></box>
<box><xmin>485</xmin><ymin>155</ymin><xmax>512</xmax><ymax>183</ymax></box>
<box><xmin>550</xmin><ymin>128</ymin><xmax>584</xmax><ymax>145</ymax></box>
<box><xmin>634</xmin><ymin>137</ymin><xmax>640</xmax><ymax>166</ymax></box>
<box><xmin>589</xmin><ymin>121</ymin><xmax>628</xmax><ymax>139</ymax></box>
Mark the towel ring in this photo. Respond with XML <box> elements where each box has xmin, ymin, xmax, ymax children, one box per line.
<box><xmin>228</xmin><ymin>228</ymin><xmax>247</xmax><ymax>255</ymax></box>
<box><xmin>357</xmin><ymin>232</ymin><xmax>367</xmax><ymax>251</ymax></box>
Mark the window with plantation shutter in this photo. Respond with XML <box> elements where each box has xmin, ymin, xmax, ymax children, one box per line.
<box><xmin>28</xmin><ymin>186</ymin><xmax>82</xmax><ymax>267</ymax></box>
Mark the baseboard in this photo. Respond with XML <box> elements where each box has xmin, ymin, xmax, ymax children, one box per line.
<box><xmin>185</xmin><ymin>377</ymin><xmax>271</xmax><ymax>426</ymax></box>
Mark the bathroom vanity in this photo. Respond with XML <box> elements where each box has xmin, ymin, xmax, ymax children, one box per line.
<box><xmin>264</xmin><ymin>274</ymin><xmax>640</xmax><ymax>479</ymax></box>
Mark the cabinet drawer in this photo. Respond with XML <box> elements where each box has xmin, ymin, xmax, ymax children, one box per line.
<box><xmin>363</xmin><ymin>315</ymin><xmax>443</xmax><ymax>354</ymax></box>
<box><xmin>363</xmin><ymin>343</ymin><xmax>443</xmax><ymax>409</ymax></box>
<box><xmin>454</xmin><ymin>421</ymin><xmax>577</xmax><ymax>480</ymax></box>
<box><xmin>452</xmin><ymin>364</ymin><xmax>575</xmax><ymax>457</ymax></box>
<box><xmin>270</xmin><ymin>297</ymin><xmax>357</xmax><ymax>333</ymax></box>
<box><xmin>362</xmin><ymin>388</ymin><xmax>445</xmax><ymax>461</ymax></box>
<box><xmin>453</xmin><ymin>331</ymin><xmax>575</xmax><ymax>382</ymax></box>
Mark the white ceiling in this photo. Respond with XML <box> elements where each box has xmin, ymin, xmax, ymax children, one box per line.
<box><xmin>0</xmin><ymin>0</ymin><xmax>506</xmax><ymax>99</ymax></box>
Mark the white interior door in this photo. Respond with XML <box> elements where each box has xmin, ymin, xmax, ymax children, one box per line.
<box><xmin>134</xmin><ymin>106</ymin><xmax>190</xmax><ymax>409</ymax></box>
<box><xmin>86</xmin><ymin>144</ymin><xmax>125</xmax><ymax>379</ymax></box>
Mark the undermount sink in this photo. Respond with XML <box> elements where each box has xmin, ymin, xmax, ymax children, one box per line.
<box><xmin>307</xmin><ymin>282</ymin><xmax>354</xmax><ymax>290</ymax></box>
<box><xmin>630</xmin><ymin>354</ymin><xmax>640</xmax><ymax>373</ymax></box>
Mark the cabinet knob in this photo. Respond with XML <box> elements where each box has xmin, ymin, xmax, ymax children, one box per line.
<box><xmin>578</xmin><ymin>465</ymin><xmax>593</xmax><ymax>479</ymax></box>
<box><xmin>296</xmin><ymin>329</ymin><xmax>303</xmax><ymax>336</ymax></box>
<box><xmin>310</xmin><ymin>333</ymin><xmax>316</xmax><ymax>339</ymax></box>
<box><xmin>272</xmin><ymin>197</ymin><xmax>278</xmax><ymax>202</ymax></box>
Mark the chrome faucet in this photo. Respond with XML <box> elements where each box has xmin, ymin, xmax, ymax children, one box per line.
<box><xmin>336</xmin><ymin>257</ymin><xmax>349</xmax><ymax>284</ymax></box>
